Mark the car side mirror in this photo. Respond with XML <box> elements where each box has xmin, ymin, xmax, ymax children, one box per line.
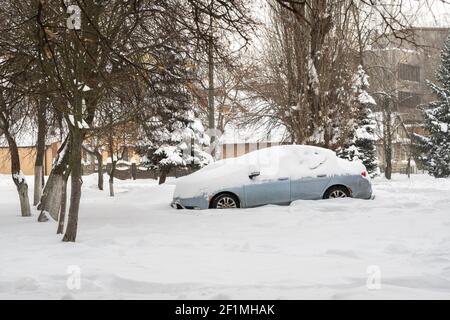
<box><xmin>249</xmin><ymin>171</ymin><xmax>260</xmax><ymax>179</ymax></box>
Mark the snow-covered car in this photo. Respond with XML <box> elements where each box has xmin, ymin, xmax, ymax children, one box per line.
<box><xmin>171</xmin><ymin>145</ymin><xmax>373</xmax><ymax>209</ymax></box>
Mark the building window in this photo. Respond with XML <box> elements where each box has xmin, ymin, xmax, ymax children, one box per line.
<box><xmin>398</xmin><ymin>91</ymin><xmax>421</xmax><ymax>108</ymax></box>
<box><xmin>398</xmin><ymin>63</ymin><xmax>420</xmax><ymax>82</ymax></box>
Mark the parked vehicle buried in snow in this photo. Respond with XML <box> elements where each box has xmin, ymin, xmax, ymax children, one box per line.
<box><xmin>171</xmin><ymin>145</ymin><xmax>373</xmax><ymax>209</ymax></box>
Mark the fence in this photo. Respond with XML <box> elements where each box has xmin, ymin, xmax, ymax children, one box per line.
<box><xmin>82</xmin><ymin>162</ymin><xmax>196</xmax><ymax>181</ymax></box>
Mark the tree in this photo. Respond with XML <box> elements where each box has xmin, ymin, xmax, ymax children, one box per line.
<box><xmin>185</xmin><ymin>0</ymin><xmax>255</xmax><ymax>156</ymax></box>
<box><xmin>32</xmin><ymin>0</ymin><xmax>201</xmax><ymax>240</ymax></box>
<box><xmin>381</xmin><ymin>96</ymin><xmax>394</xmax><ymax>180</ymax></box>
<box><xmin>0</xmin><ymin>0</ymin><xmax>254</xmax><ymax>241</ymax></box>
<box><xmin>0</xmin><ymin>0</ymin><xmax>40</xmax><ymax>217</ymax></box>
<box><xmin>33</xmin><ymin>97</ymin><xmax>48</xmax><ymax>206</ymax></box>
<box><xmin>252</xmin><ymin>0</ymin><xmax>369</xmax><ymax>148</ymax></box>
<box><xmin>419</xmin><ymin>35</ymin><xmax>450</xmax><ymax>178</ymax></box>
<box><xmin>0</xmin><ymin>92</ymin><xmax>32</xmax><ymax>217</ymax></box>
<box><xmin>82</xmin><ymin>140</ymin><xmax>104</xmax><ymax>191</ymax></box>
<box><xmin>247</xmin><ymin>0</ymin><xmax>442</xmax><ymax>156</ymax></box>
<box><xmin>337</xmin><ymin>65</ymin><xmax>379</xmax><ymax>177</ymax></box>
<box><xmin>137</xmin><ymin>111</ymin><xmax>212</xmax><ymax>184</ymax></box>
<box><xmin>104</xmin><ymin>117</ymin><xmax>139</xmax><ymax>197</ymax></box>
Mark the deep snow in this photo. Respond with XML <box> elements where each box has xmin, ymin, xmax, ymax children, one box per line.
<box><xmin>1</xmin><ymin>173</ymin><xmax>450</xmax><ymax>299</ymax></box>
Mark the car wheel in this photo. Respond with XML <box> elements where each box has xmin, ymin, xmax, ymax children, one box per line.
<box><xmin>211</xmin><ymin>193</ymin><xmax>240</xmax><ymax>209</ymax></box>
<box><xmin>324</xmin><ymin>186</ymin><xmax>350</xmax><ymax>199</ymax></box>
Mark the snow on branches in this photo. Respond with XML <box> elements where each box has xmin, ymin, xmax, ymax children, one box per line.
<box><xmin>418</xmin><ymin>35</ymin><xmax>450</xmax><ymax>178</ymax></box>
<box><xmin>337</xmin><ymin>65</ymin><xmax>379</xmax><ymax>177</ymax></box>
<box><xmin>137</xmin><ymin>110</ymin><xmax>213</xmax><ymax>182</ymax></box>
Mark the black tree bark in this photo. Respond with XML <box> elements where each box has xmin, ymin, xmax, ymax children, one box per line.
<box><xmin>57</xmin><ymin>179</ymin><xmax>67</xmax><ymax>234</ymax></box>
<box><xmin>159</xmin><ymin>167</ymin><xmax>169</xmax><ymax>185</ymax></box>
<box><xmin>4</xmin><ymin>131</ymin><xmax>31</xmax><ymax>216</ymax></box>
<box><xmin>63</xmin><ymin>130</ymin><xmax>83</xmax><ymax>242</ymax></box>
<box><xmin>34</xmin><ymin>98</ymin><xmax>47</xmax><ymax>205</ymax></box>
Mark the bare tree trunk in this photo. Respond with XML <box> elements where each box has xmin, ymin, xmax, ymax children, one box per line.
<box><xmin>208</xmin><ymin>4</ymin><xmax>215</xmax><ymax>156</ymax></box>
<box><xmin>107</xmin><ymin>130</ymin><xmax>116</xmax><ymax>196</ymax></box>
<box><xmin>407</xmin><ymin>156</ymin><xmax>411</xmax><ymax>178</ymax></box>
<box><xmin>4</xmin><ymin>132</ymin><xmax>31</xmax><ymax>216</ymax></box>
<box><xmin>63</xmin><ymin>130</ymin><xmax>83</xmax><ymax>242</ymax></box>
<box><xmin>96</xmin><ymin>149</ymin><xmax>104</xmax><ymax>190</ymax></box>
<box><xmin>38</xmin><ymin>137</ymin><xmax>71</xmax><ymax>221</ymax></box>
<box><xmin>131</xmin><ymin>162</ymin><xmax>137</xmax><ymax>180</ymax></box>
<box><xmin>34</xmin><ymin>166</ymin><xmax>44</xmax><ymax>206</ymax></box>
<box><xmin>33</xmin><ymin>99</ymin><xmax>47</xmax><ymax>205</ymax></box>
<box><xmin>384</xmin><ymin>102</ymin><xmax>392</xmax><ymax>180</ymax></box>
<box><xmin>309</xmin><ymin>0</ymin><xmax>331</xmax><ymax>145</ymax></box>
<box><xmin>57</xmin><ymin>179</ymin><xmax>67</xmax><ymax>234</ymax></box>
<box><xmin>17</xmin><ymin>182</ymin><xmax>31</xmax><ymax>216</ymax></box>
<box><xmin>109</xmin><ymin>179</ymin><xmax>114</xmax><ymax>196</ymax></box>
<box><xmin>159</xmin><ymin>167</ymin><xmax>168</xmax><ymax>185</ymax></box>
<box><xmin>82</xmin><ymin>145</ymin><xmax>104</xmax><ymax>190</ymax></box>
<box><xmin>385</xmin><ymin>144</ymin><xmax>392</xmax><ymax>180</ymax></box>
<box><xmin>109</xmin><ymin>162</ymin><xmax>115</xmax><ymax>197</ymax></box>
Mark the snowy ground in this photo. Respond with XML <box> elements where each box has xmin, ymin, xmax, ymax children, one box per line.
<box><xmin>1</xmin><ymin>173</ymin><xmax>450</xmax><ymax>299</ymax></box>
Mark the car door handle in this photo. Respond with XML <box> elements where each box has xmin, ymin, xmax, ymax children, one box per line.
<box><xmin>317</xmin><ymin>174</ymin><xmax>327</xmax><ymax>178</ymax></box>
<box><xmin>278</xmin><ymin>177</ymin><xmax>289</xmax><ymax>181</ymax></box>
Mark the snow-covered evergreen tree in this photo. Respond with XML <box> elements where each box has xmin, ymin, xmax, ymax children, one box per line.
<box><xmin>137</xmin><ymin>111</ymin><xmax>212</xmax><ymax>184</ymax></box>
<box><xmin>337</xmin><ymin>65</ymin><xmax>379</xmax><ymax>177</ymax></box>
<box><xmin>419</xmin><ymin>35</ymin><xmax>450</xmax><ymax>178</ymax></box>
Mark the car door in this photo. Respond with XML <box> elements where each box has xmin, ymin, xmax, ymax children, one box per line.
<box><xmin>290</xmin><ymin>150</ymin><xmax>331</xmax><ymax>201</ymax></box>
<box><xmin>244</xmin><ymin>172</ymin><xmax>291</xmax><ymax>207</ymax></box>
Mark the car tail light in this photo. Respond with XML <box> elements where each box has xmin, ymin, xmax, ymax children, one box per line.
<box><xmin>361</xmin><ymin>171</ymin><xmax>367</xmax><ymax>177</ymax></box>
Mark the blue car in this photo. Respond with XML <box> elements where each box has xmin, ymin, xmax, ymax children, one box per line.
<box><xmin>171</xmin><ymin>145</ymin><xmax>373</xmax><ymax>209</ymax></box>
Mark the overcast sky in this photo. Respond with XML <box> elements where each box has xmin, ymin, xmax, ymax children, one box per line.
<box><xmin>250</xmin><ymin>0</ymin><xmax>450</xmax><ymax>27</ymax></box>
<box><xmin>404</xmin><ymin>0</ymin><xmax>450</xmax><ymax>27</ymax></box>
<box><xmin>238</xmin><ymin>0</ymin><xmax>450</xmax><ymax>58</ymax></box>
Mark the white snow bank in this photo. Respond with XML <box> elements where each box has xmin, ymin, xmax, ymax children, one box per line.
<box><xmin>2</xmin><ymin>173</ymin><xmax>450</xmax><ymax>299</ymax></box>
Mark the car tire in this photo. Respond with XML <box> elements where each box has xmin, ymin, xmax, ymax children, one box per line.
<box><xmin>323</xmin><ymin>186</ymin><xmax>350</xmax><ymax>199</ymax></box>
<box><xmin>210</xmin><ymin>193</ymin><xmax>240</xmax><ymax>209</ymax></box>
